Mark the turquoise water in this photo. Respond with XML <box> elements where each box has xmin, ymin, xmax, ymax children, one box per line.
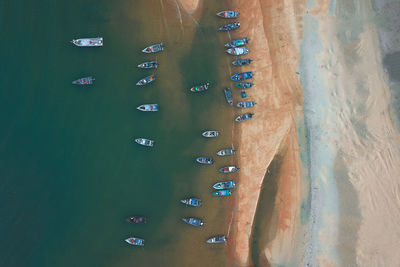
<box><xmin>0</xmin><ymin>0</ymin><xmax>235</xmax><ymax>266</ymax></box>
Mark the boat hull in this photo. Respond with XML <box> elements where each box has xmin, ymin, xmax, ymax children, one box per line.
<box><xmin>225</xmin><ymin>37</ymin><xmax>249</xmax><ymax>48</ymax></box>
<box><xmin>216</xmin><ymin>148</ymin><xmax>235</xmax><ymax>156</ymax></box>
<box><xmin>237</xmin><ymin>101</ymin><xmax>256</xmax><ymax>108</ymax></box>
<box><xmin>180</xmin><ymin>198</ymin><xmax>202</xmax><ymax>207</ymax></box>
<box><xmin>224</xmin><ymin>88</ymin><xmax>233</xmax><ymax>106</ymax></box>
<box><xmin>126</xmin><ymin>216</ymin><xmax>147</xmax><ymax>224</ymax></box>
<box><xmin>196</xmin><ymin>157</ymin><xmax>214</xmax><ymax>165</ymax></box>
<box><xmin>71</xmin><ymin>37</ymin><xmax>103</xmax><ymax>47</ymax></box>
<box><xmin>212</xmin><ymin>189</ymin><xmax>232</xmax><ymax>196</ymax></box>
<box><xmin>135</xmin><ymin>138</ymin><xmax>154</xmax><ymax>147</ymax></box>
<box><xmin>235</xmin><ymin>82</ymin><xmax>254</xmax><ymax>89</ymax></box>
<box><xmin>72</xmin><ymin>76</ymin><xmax>94</xmax><ymax>85</ymax></box>
<box><xmin>125</xmin><ymin>237</ymin><xmax>145</xmax><ymax>246</ymax></box>
<box><xmin>202</xmin><ymin>131</ymin><xmax>219</xmax><ymax>138</ymax></box>
<box><xmin>206</xmin><ymin>235</ymin><xmax>227</xmax><ymax>244</ymax></box>
<box><xmin>231</xmin><ymin>72</ymin><xmax>254</xmax><ymax>81</ymax></box>
<box><xmin>142</xmin><ymin>43</ymin><xmax>163</xmax><ymax>53</ymax></box>
<box><xmin>137</xmin><ymin>61</ymin><xmax>158</xmax><ymax>69</ymax></box>
<box><xmin>219</xmin><ymin>166</ymin><xmax>240</xmax><ymax>173</ymax></box>
<box><xmin>226</xmin><ymin>47</ymin><xmax>249</xmax><ymax>56</ymax></box>
<box><xmin>190</xmin><ymin>83</ymin><xmax>210</xmax><ymax>92</ymax></box>
<box><xmin>218</xmin><ymin>22</ymin><xmax>240</xmax><ymax>31</ymax></box>
<box><xmin>136</xmin><ymin>75</ymin><xmax>155</xmax><ymax>86</ymax></box>
<box><xmin>137</xmin><ymin>104</ymin><xmax>158</xmax><ymax>112</ymax></box>
<box><xmin>235</xmin><ymin>113</ymin><xmax>254</xmax><ymax>122</ymax></box>
<box><xmin>213</xmin><ymin>181</ymin><xmax>236</xmax><ymax>189</ymax></box>
<box><xmin>232</xmin><ymin>59</ymin><xmax>252</xmax><ymax>66</ymax></box>
<box><xmin>216</xmin><ymin>11</ymin><xmax>239</xmax><ymax>18</ymax></box>
<box><xmin>182</xmin><ymin>217</ymin><xmax>204</xmax><ymax>227</ymax></box>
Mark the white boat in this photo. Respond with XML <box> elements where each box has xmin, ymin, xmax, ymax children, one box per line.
<box><xmin>206</xmin><ymin>235</ymin><xmax>227</xmax><ymax>244</ymax></box>
<box><xmin>137</xmin><ymin>104</ymin><xmax>158</xmax><ymax>112</ymax></box>
<box><xmin>226</xmin><ymin>47</ymin><xmax>249</xmax><ymax>56</ymax></box>
<box><xmin>125</xmin><ymin>237</ymin><xmax>145</xmax><ymax>246</ymax></box>
<box><xmin>202</xmin><ymin>130</ymin><xmax>219</xmax><ymax>138</ymax></box>
<box><xmin>135</xmin><ymin>138</ymin><xmax>154</xmax><ymax>147</ymax></box>
<box><xmin>71</xmin><ymin>37</ymin><xmax>103</xmax><ymax>47</ymax></box>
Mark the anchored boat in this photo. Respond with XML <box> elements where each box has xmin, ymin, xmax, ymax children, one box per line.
<box><xmin>142</xmin><ymin>43</ymin><xmax>163</xmax><ymax>53</ymax></box>
<box><xmin>235</xmin><ymin>113</ymin><xmax>254</xmax><ymax>122</ymax></box>
<box><xmin>125</xmin><ymin>237</ymin><xmax>145</xmax><ymax>246</ymax></box>
<box><xmin>231</xmin><ymin>71</ymin><xmax>253</xmax><ymax>81</ymax></box>
<box><xmin>217</xmin><ymin>146</ymin><xmax>235</xmax><ymax>156</ymax></box>
<box><xmin>216</xmin><ymin>11</ymin><xmax>239</xmax><ymax>18</ymax></box>
<box><xmin>202</xmin><ymin>130</ymin><xmax>219</xmax><ymax>138</ymax></box>
<box><xmin>219</xmin><ymin>166</ymin><xmax>240</xmax><ymax>173</ymax></box>
<box><xmin>207</xmin><ymin>235</ymin><xmax>227</xmax><ymax>244</ymax></box>
<box><xmin>137</xmin><ymin>61</ymin><xmax>158</xmax><ymax>69</ymax></box>
<box><xmin>190</xmin><ymin>82</ymin><xmax>210</xmax><ymax>92</ymax></box>
<box><xmin>126</xmin><ymin>216</ymin><xmax>147</xmax><ymax>224</ymax></box>
<box><xmin>237</xmin><ymin>101</ymin><xmax>256</xmax><ymax>108</ymax></box>
<box><xmin>232</xmin><ymin>59</ymin><xmax>252</xmax><ymax>66</ymax></box>
<box><xmin>225</xmin><ymin>37</ymin><xmax>249</xmax><ymax>48</ymax></box>
<box><xmin>135</xmin><ymin>138</ymin><xmax>154</xmax><ymax>147</ymax></box>
<box><xmin>71</xmin><ymin>37</ymin><xmax>103</xmax><ymax>47</ymax></box>
<box><xmin>213</xmin><ymin>181</ymin><xmax>236</xmax><ymax>190</ymax></box>
<box><xmin>212</xmin><ymin>189</ymin><xmax>232</xmax><ymax>196</ymax></box>
<box><xmin>224</xmin><ymin>88</ymin><xmax>233</xmax><ymax>106</ymax></box>
<box><xmin>136</xmin><ymin>75</ymin><xmax>155</xmax><ymax>86</ymax></box>
<box><xmin>218</xmin><ymin>22</ymin><xmax>240</xmax><ymax>31</ymax></box>
<box><xmin>196</xmin><ymin>157</ymin><xmax>214</xmax><ymax>165</ymax></box>
<box><xmin>226</xmin><ymin>47</ymin><xmax>249</xmax><ymax>56</ymax></box>
<box><xmin>182</xmin><ymin>217</ymin><xmax>204</xmax><ymax>227</ymax></box>
<box><xmin>72</xmin><ymin>76</ymin><xmax>94</xmax><ymax>85</ymax></box>
<box><xmin>235</xmin><ymin>82</ymin><xmax>254</xmax><ymax>89</ymax></box>
<box><xmin>137</xmin><ymin>104</ymin><xmax>158</xmax><ymax>112</ymax></box>
<box><xmin>180</xmin><ymin>197</ymin><xmax>202</xmax><ymax>207</ymax></box>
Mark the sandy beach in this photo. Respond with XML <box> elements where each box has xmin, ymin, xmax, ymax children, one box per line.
<box><xmin>178</xmin><ymin>0</ymin><xmax>200</xmax><ymax>14</ymax></box>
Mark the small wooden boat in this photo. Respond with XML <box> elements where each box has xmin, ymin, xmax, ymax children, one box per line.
<box><xmin>182</xmin><ymin>217</ymin><xmax>204</xmax><ymax>227</ymax></box>
<box><xmin>180</xmin><ymin>197</ymin><xmax>202</xmax><ymax>207</ymax></box>
<box><xmin>224</xmin><ymin>88</ymin><xmax>233</xmax><ymax>106</ymax></box>
<box><xmin>235</xmin><ymin>82</ymin><xmax>254</xmax><ymax>89</ymax></box>
<box><xmin>225</xmin><ymin>37</ymin><xmax>249</xmax><ymax>48</ymax></box>
<box><xmin>213</xmin><ymin>181</ymin><xmax>236</xmax><ymax>190</ymax></box>
<box><xmin>226</xmin><ymin>47</ymin><xmax>249</xmax><ymax>56</ymax></box>
<box><xmin>125</xmin><ymin>237</ymin><xmax>145</xmax><ymax>246</ymax></box>
<box><xmin>135</xmin><ymin>138</ymin><xmax>154</xmax><ymax>147</ymax></box>
<box><xmin>231</xmin><ymin>72</ymin><xmax>253</xmax><ymax>81</ymax></box>
<box><xmin>137</xmin><ymin>61</ymin><xmax>158</xmax><ymax>69</ymax></box>
<box><xmin>218</xmin><ymin>22</ymin><xmax>240</xmax><ymax>31</ymax></box>
<box><xmin>196</xmin><ymin>157</ymin><xmax>214</xmax><ymax>165</ymax></box>
<box><xmin>216</xmin><ymin>11</ymin><xmax>239</xmax><ymax>18</ymax></box>
<box><xmin>72</xmin><ymin>76</ymin><xmax>94</xmax><ymax>85</ymax></box>
<box><xmin>237</xmin><ymin>101</ymin><xmax>256</xmax><ymax>108</ymax></box>
<box><xmin>142</xmin><ymin>43</ymin><xmax>163</xmax><ymax>53</ymax></box>
<box><xmin>232</xmin><ymin>59</ymin><xmax>252</xmax><ymax>66</ymax></box>
<box><xmin>219</xmin><ymin>166</ymin><xmax>239</xmax><ymax>173</ymax></box>
<box><xmin>190</xmin><ymin>82</ymin><xmax>210</xmax><ymax>92</ymax></box>
<box><xmin>202</xmin><ymin>130</ymin><xmax>219</xmax><ymax>138</ymax></box>
<box><xmin>235</xmin><ymin>113</ymin><xmax>254</xmax><ymax>122</ymax></box>
<box><xmin>136</xmin><ymin>75</ymin><xmax>155</xmax><ymax>86</ymax></box>
<box><xmin>126</xmin><ymin>216</ymin><xmax>147</xmax><ymax>224</ymax></box>
<box><xmin>212</xmin><ymin>189</ymin><xmax>232</xmax><ymax>197</ymax></box>
<box><xmin>71</xmin><ymin>37</ymin><xmax>103</xmax><ymax>47</ymax></box>
<box><xmin>206</xmin><ymin>235</ymin><xmax>227</xmax><ymax>244</ymax></box>
<box><xmin>137</xmin><ymin>104</ymin><xmax>158</xmax><ymax>112</ymax></box>
<box><xmin>217</xmin><ymin>146</ymin><xmax>235</xmax><ymax>156</ymax></box>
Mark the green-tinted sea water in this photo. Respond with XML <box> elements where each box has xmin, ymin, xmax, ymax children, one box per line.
<box><xmin>0</xmin><ymin>0</ymin><xmax>236</xmax><ymax>266</ymax></box>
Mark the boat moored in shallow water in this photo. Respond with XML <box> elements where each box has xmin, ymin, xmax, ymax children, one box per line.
<box><xmin>71</xmin><ymin>37</ymin><xmax>103</xmax><ymax>47</ymax></box>
<box><xmin>224</xmin><ymin>88</ymin><xmax>233</xmax><ymax>106</ymax></box>
<box><xmin>137</xmin><ymin>61</ymin><xmax>158</xmax><ymax>69</ymax></box>
<box><xmin>225</xmin><ymin>37</ymin><xmax>249</xmax><ymax>48</ymax></box>
<box><xmin>180</xmin><ymin>197</ymin><xmax>202</xmax><ymax>207</ymax></box>
<box><xmin>126</xmin><ymin>216</ymin><xmax>147</xmax><ymax>224</ymax></box>
<box><xmin>190</xmin><ymin>82</ymin><xmax>210</xmax><ymax>92</ymax></box>
<box><xmin>217</xmin><ymin>146</ymin><xmax>235</xmax><ymax>156</ymax></box>
<box><xmin>182</xmin><ymin>217</ymin><xmax>204</xmax><ymax>227</ymax></box>
<box><xmin>218</xmin><ymin>22</ymin><xmax>240</xmax><ymax>31</ymax></box>
<box><xmin>235</xmin><ymin>113</ymin><xmax>254</xmax><ymax>122</ymax></box>
<box><xmin>137</xmin><ymin>104</ymin><xmax>158</xmax><ymax>112</ymax></box>
<box><xmin>142</xmin><ymin>43</ymin><xmax>163</xmax><ymax>53</ymax></box>
<box><xmin>207</xmin><ymin>235</ymin><xmax>227</xmax><ymax>244</ymax></box>
<box><xmin>235</xmin><ymin>82</ymin><xmax>254</xmax><ymax>89</ymax></box>
<box><xmin>231</xmin><ymin>72</ymin><xmax>254</xmax><ymax>81</ymax></box>
<box><xmin>72</xmin><ymin>76</ymin><xmax>94</xmax><ymax>85</ymax></box>
<box><xmin>232</xmin><ymin>59</ymin><xmax>252</xmax><ymax>66</ymax></box>
<box><xmin>219</xmin><ymin>166</ymin><xmax>239</xmax><ymax>173</ymax></box>
<box><xmin>135</xmin><ymin>138</ymin><xmax>154</xmax><ymax>147</ymax></box>
<box><xmin>226</xmin><ymin>47</ymin><xmax>249</xmax><ymax>56</ymax></box>
<box><xmin>125</xmin><ymin>237</ymin><xmax>145</xmax><ymax>246</ymax></box>
<box><xmin>196</xmin><ymin>157</ymin><xmax>214</xmax><ymax>165</ymax></box>
<box><xmin>212</xmin><ymin>189</ymin><xmax>232</xmax><ymax>196</ymax></box>
<box><xmin>136</xmin><ymin>75</ymin><xmax>155</xmax><ymax>86</ymax></box>
<box><xmin>202</xmin><ymin>130</ymin><xmax>219</xmax><ymax>138</ymax></box>
<box><xmin>237</xmin><ymin>101</ymin><xmax>256</xmax><ymax>108</ymax></box>
<box><xmin>216</xmin><ymin>11</ymin><xmax>239</xmax><ymax>18</ymax></box>
<box><xmin>213</xmin><ymin>181</ymin><xmax>236</xmax><ymax>190</ymax></box>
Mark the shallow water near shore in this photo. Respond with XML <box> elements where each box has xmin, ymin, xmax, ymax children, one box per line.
<box><xmin>0</xmin><ymin>0</ymin><xmax>236</xmax><ymax>266</ymax></box>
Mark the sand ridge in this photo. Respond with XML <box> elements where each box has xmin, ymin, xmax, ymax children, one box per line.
<box><xmin>178</xmin><ymin>0</ymin><xmax>200</xmax><ymax>14</ymax></box>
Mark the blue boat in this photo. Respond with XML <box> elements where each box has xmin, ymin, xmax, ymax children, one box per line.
<box><xmin>225</xmin><ymin>37</ymin><xmax>249</xmax><ymax>48</ymax></box>
<box><xmin>231</xmin><ymin>72</ymin><xmax>253</xmax><ymax>81</ymax></box>
<box><xmin>182</xmin><ymin>217</ymin><xmax>204</xmax><ymax>227</ymax></box>
<box><xmin>235</xmin><ymin>82</ymin><xmax>254</xmax><ymax>89</ymax></box>
<box><xmin>212</xmin><ymin>189</ymin><xmax>232</xmax><ymax>197</ymax></box>
<box><xmin>125</xmin><ymin>237</ymin><xmax>145</xmax><ymax>246</ymax></box>
<box><xmin>218</xmin><ymin>22</ymin><xmax>240</xmax><ymax>31</ymax></box>
<box><xmin>213</xmin><ymin>181</ymin><xmax>236</xmax><ymax>190</ymax></box>
<box><xmin>216</xmin><ymin>11</ymin><xmax>239</xmax><ymax>18</ymax></box>
<box><xmin>207</xmin><ymin>235</ymin><xmax>227</xmax><ymax>244</ymax></box>
<box><xmin>237</xmin><ymin>101</ymin><xmax>257</xmax><ymax>108</ymax></box>
<box><xmin>196</xmin><ymin>157</ymin><xmax>214</xmax><ymax>165</ymax></box>
<box><xmin>224</xmin><ymin>88</ymin><xmax>233</xmax><ymax>106</ymax></box>
<box><xmin>180</xmin><ymin>197</ymin><xmax>202</xmax><ymax>207</ymax></box>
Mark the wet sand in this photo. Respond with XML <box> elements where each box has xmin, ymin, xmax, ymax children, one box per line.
<box><xmin>178</xmin><ymin>0</ymin><xmax>200</xmax><ymax>14</ymax></box>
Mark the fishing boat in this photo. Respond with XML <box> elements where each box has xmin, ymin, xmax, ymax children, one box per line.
<box><xmin>135</xmin><ymin>138</ymin><xmax>154</xmax><ymax>147</ymax></box>
<box><xmin>196</xmin><ymin>157</ymin><xmax>214</xmax><ymax>165</ymax></box>
<box><xmin>217</xmin><ymin>146</ymin><xmax>235</xmax><ymax>156</ymax></box>
<box><xmin>212</xmin><ymin>189</ymin><xmax>232</xmax><ymax>196</ymax></box>
<box><xmin>137</xmin><ymin>104</ymin><xmax>158</xmax><ymax>112</ymax></box>
<box><xmin>237</xmin><ymin>101</ymin><xmax>257</xmax><ymax>108</ymax></box>
<box><xmin>190</xmin><ymin>82</ymin><xmax>210</xmax><ymax>92</ymax></box>
<box><xmin>224</xmin><ymin>88</ymin><xmax>233</xmax><ymax>106</ymax></box>
<box><xmin>125</xmin><ymin>237</ymin><xmax>145</xmax><ymax>246</ymax></box>
<box><xmin>71</xmin><ymin>37</ymin><xmax>103</xmax><ymax>47</ymax></box>
<box><xmin>218</xmin><ymin>22</ymin><xmax>240</xmax><ymax>31</ymax></box>
<box><xmin>72</xmin><ymin>76</ymin><xmax>94</xmax><ymax>85</ymax></box>
<box><xmin>232</xmin><ymin>59</ymin><xmax>252</xmax><ymax>66</ymax></box>
<box><xmin>202</xmin><ymin>130</ymin><xmax>219</xmax><ymax>138</ymax></box>
<box><xmin>136</xmin><ymin>75</ymin><xmax>155</xmax><ymax>86</ymax></box>
<box><xmin>235</xmin><ymin>82</ymin><xmax>254</xmax><ymax>89</ymax></box>
<box><xmin>180</xmin><ymin>197</ymin><xmax>202</xmax><ymax>207</ymax></box>
<box><xmin>137</xmin><ymin>61</ymin><xmax>158</xmax><ymax>69</ymax></box>
<box><xmin>126</xmin><ymin>216</ymin><xmax>147</xmax><ymax>224</ymax></box>
<box><xmin>219</xmin><ymin>166</ymin><xmax>240</xmax><ymax>173</ymax></box>
<box><xmin>182</xmin><ymin>217</ymin><xmax>204</xmax><ymax>227</ymax></box>
<box><xmin>216</xmin><ymin>11</ymin><xmax>239</xmax><ymax>18</ymax></box>
<box><xmin>225</xmin><ymin>37</ymin><xmax>249</xmax><ymax>48</ymax></box>
<box><xmin>206</xmin><ymin>235</ymin><xmax>227</xmax><ymax>244</ymax></box>
<box><xmin>231</xmin><ymin>72</ymin><xmax>253</xmax><ymax>81</ymax></box>
<box><xmin>226</xmin><ymin>47</ymin><xmax>249</xmax><ymax>56</ymax></box>
<box><xmin>235</xmin><ymin>113</ymin><xmax>254</xmax><ymax>122</ymax></box>
<box><xmin>142</xmin><ymin>43</ymin><xmax>163</xmax><ymax>53</ymax></box>
<box><xmin>213</xmin><ymin>181</ymin><xmax>236</xmax><ymax>190</ymax></box>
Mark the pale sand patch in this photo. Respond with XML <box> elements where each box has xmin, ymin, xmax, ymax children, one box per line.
<box><xmin>178</xmin><ymin>0</ymin><xmax>200</xmax><ymax>14</ymax></box>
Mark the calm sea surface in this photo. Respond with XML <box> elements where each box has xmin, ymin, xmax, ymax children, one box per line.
<box><xmin>0</xmin><ymin>0</ymin><xmax>238</xmax><ymax>266</ymax></box>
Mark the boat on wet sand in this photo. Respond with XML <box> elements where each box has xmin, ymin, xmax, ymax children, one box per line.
<box><xmin>125</xmin><ymin>237</ymin><xmax>145</xmax><ymax>246</ymax></box>
<box><xmin>219</xmin><ymin>166</ymin><xmax>240</xmax><ymax>173</ymax></box>
<box><xmin>142</xmin><ymin>43</ymin><xmax>163</xmax><ymax>53</ymax></box>
<box><xmin>71</xmin><ymin>37</ymin><xmax>103</xmax><ymax>47</ymax></box>
<box><xmin>207</xmin><ymin>235</ymin><xmax>227</xmax><ymax>244</ymax></box>
<box><xmin>235</xmin><ymin>82</ymin><xmax>254</xmax><ymax>89</ymax></box>
<box><xmin>180</xmin><ymin>197</ymin><xmax>202</xmax><ymax>207</ymax></box>
<box><xmin>135</xmin><ymin>138</ymin><xmax>154</xmax><ymax>147</ymax></box>
<box><xmin>217</xmin><ymin>146</ymin><xmax>235</xmax><ymax>156</ymax></box>
<box><xmin>225</xmin><ymin>37</ymin><xmax>249</xmax><ymax>48</ymax></box>
<box><xmin>218</xmin><ymin>22</ymin><xmax>240</xmax><ymax>31</ymax></box>
<box><xmin>226</xmin><ymin>47</ymin><xmax>249</xmax><ymax>56</ymax></box>
<box><xmin>126</xmin><ymin>216</ymin><xmax>147</xmax><ymax>224</ymax></box>
<box><xmin>196</xmin><ymin>157</ymin><xmax>214</xmax><ymax>165</ymax></box>
<box><xmin>216</xmin><ymin>11</ymin><xmax>239</xmax><ymax>18</ymax></box>
<box><xmin>237</xmin><ymin>101</ymin><xmax>256</xmax><ymax>108</ymax></box>
<box><xmin>190</xmin><ymin>82</ymin><xmax>210</xmax><ymax>92</ymax></box>
<box><xmin>137</xmin><ymin>61</ymin><xmax>158</xmax><ymax>69</ymax></box>
<box><xmin>202</xmin><ymin>130</ymin><xmax>219</xmax><ymax>138</ymax></box>
<box><xmin>235</xmin><ymin>113</ymin><xmax>254</xmax><ymax>122</ymax></box>
<box><xmin>231</xmin><ymin>72</ymin><xmax>254</xmax><ymax>81</ymax></box>
<box><xmin>136</xmin><ymin>75</ymin><xmax>155</xmax><ymax>86</ymax></box>
<box><xmin>232</xmin><ymin>59</ymin><xmax>252</xmax><ymax>66</ymax></box>
<box><xmin>224</xmin><ymin>88</ymin><xmax>233</xmax><ymax>106</ymax></box>
<box><xmin>182</xmin><ymin>217</ymin><xmax>204</xmax><ymax>227</ymax></box>
<box><xmin>213</xmin><ymin>181</ymin><xmax>236</xmax><ymax>189</ymax></box>
<box><xmin>72</xmin><ymin>76</ymin><xmax>94</xmax><ymax>85</ymax></box>
<box><xmin>137</xmin><ymin>104</ymin><xmax>158</xmax><ymax>112</ymax></box>
<box><xmin>212</xmin><ymin>189</ymin><xmax>232</xmax><ymax>196</ymax></box>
